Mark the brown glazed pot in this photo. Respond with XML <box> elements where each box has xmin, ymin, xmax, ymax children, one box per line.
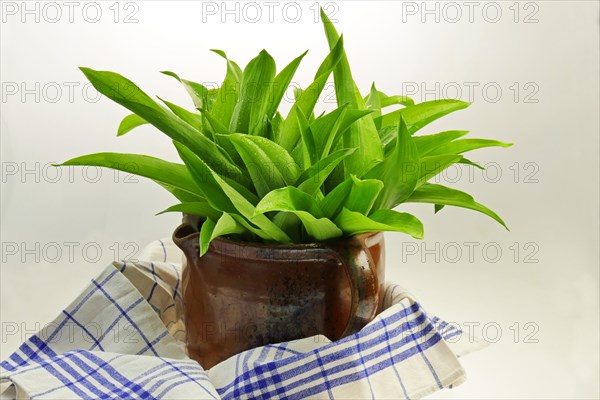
<box><xmin>173</xmin><ymin>216</ymin><xmax>385</xmax><ymax>369</ymax></box>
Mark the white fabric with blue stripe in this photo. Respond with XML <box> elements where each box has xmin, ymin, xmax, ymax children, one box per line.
<box><xmin>0</xmin><ymin>239</ymin><xmax>486</xmax><ymax>399</ymax></box>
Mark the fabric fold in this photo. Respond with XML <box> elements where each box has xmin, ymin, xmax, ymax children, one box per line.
<box><xmin>1</xmin><ymin>239</ymin><xmax>485</xmax><ymax>399</ymax></box>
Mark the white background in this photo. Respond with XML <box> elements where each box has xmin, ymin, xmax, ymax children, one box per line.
<box><xmin>1</xmin><ymin>1</ymin><xmax>599</xmax><ymax>398</ymax></box>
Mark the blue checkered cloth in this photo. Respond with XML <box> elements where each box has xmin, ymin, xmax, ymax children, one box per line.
<box><xmin>0</xmin><ymin>239</ymin><xmax>485</xmax><ymax>399</ymax></box>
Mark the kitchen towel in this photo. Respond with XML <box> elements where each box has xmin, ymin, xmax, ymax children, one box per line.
<box><xmin>1</xmin><ymin>239</ymin><xmax>486</xmax><ymax>399</ymax></box>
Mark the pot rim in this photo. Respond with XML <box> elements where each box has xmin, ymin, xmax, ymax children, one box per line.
<box><xmin>173</xmin><ymin>221</ymin><xmax>384</xmax><ymax>253</ymax></box>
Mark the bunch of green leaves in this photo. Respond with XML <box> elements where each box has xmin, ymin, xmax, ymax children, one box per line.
<box><xmin>59</xmin><ymin>11</ymin><xmax>511</xmax><ymax>255</ymax></box>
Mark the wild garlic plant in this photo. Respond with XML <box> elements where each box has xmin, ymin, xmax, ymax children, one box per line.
<box><xmin>59</xmin><ymin>11</ymin><xmax>511</xmax><ymax>255</ymax></box>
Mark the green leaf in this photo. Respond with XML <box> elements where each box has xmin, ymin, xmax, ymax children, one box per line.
<box><xmin>294</xmin><ymin>108</ymin><xmax>316</xmax><ymax>170</ymax></box>
<box><xmin>458</xmin><ymin>156</ymin><xmax>484</xmax><ymax>170</ymax></box>
<box><xmin>330</xmin><ymin>109</ymin><xmax>375</xmax><ymax>153</ymax></box>
<box><xmin>434</xmin><ymin>204</ymin><xmax>445</xmax><ymax>213</ymax></box>
<box><xmin>224</xmin><ymin>214</ymin><xmax>264</xmax><ymax>241</ymax></box>
<box><xmin>417</xmin><ymin>154</ymin><xmax>462</xmax><ymax>186</ymax></box>
<box><xmin>197</xmin><ymin>107</ymin><xmax>231</xmax><ymax>135</ymax></box>
<box><xmin>428</xmin><ymin>138</ymin><xmax>513</xmax><ymax>155</ymax></box>
<box><xmin>161</xmin><ymin>71</ymin><xmax>211</xmax><ymax>110</ymax></box>
<box><xmin>277</xmin><ymin>36</ymin><xmax>345</xmax><ymax>150</ymax></box>
<box><xmin>199</xmin><ymin>213</ymin><xmax>247</xmax><ymax>256</ymax></box>
<box><xmin>344</xmin><ymin>175</ymin><xmax>384</xmax><ymax>215</ymax></box>
<box><xmin>223</xmin><ymin>176</ymin><xmax>260</xmax><ymax>205</ymax></box>
<box><xmin>228</xmin><ymin>214</ymin><xmax>271</xmax><ymax>241</ymax></box>
<box><xmin>175</xmin><ymin>141</ymin><xmax>292</xmax><ymax>242</ymax></box>
<box><xmin>197</xmin><ymin>108</ymin><xmax>245</xmax><ymax>167</ymax></box>
<box><xmin>293</xmin><ymin>87</ymin><xmax>303</xmax><ymax>101</ymax></box>
<box><xmin>255</xmin><ymin>186</ymin><xmax>322</xmax><ymax>217</ymax></box>
<box><xmin>210</xmin><ymin>49</ymin><xmax>234</xmax><ymax>62</ymax></box>
<box><xmin>267</xmin><ymin>51</ymin><xmax>308</xmax><ymax>118</ymax></box>
<box><xmin>229</xmin><ymin>50</ymin><xmax>276</xmax><ymax>135</ymax></box>
<box><xmin>213</xmin><ymin>212</ymin><xmax>246</xmax><ymax>238</ymax></box>
<box><xmin>156</xmin><ymin>183</ymin><xmax>204</xmax><ymax>203</ymax></box>
<box><xmin>379</xmin><ymin>124</ymin><xmax>400</xmax><ymax>156</ymax></box>
<box><xmin>57</xmin><ymin>153</ymin><xmax>204</xmax><ymax>198</ymax></box>
<box><xmin>376</xmin><ymin>99</ymin><xmax>470</xmax><ymax>134</ymax></box>
<box><xmin>79</xmin><ymin>67</ymin><xmax>163</xmax><ymax>111</ymax></box>
<box><xmin>335</xmin><ymin>208</ymin><xmax>424</xmax><ymax>239</ymax></box>
<box><xmin>173</xmin><ymin>143</ymin><xmax>236</xmax><ymax>209</ymax></box>
<box><xmin>366</xmin><ymin>116</ymin><xmax>419</xmax><ymax>210</ymax></box>
<box><xmin>199</xmin><ymin>218</ymin><xmax>216</xmax><ymax>257</ymax></box>
<box><xmin>380</xmin><ymin>95</ymin><xmax>414</xmax><ymax>108</ymax></box>
<box><xmin>198</xmin><ymin>108</ymin><xmax>231</xmax><ymax>135</ymax></box>
<box><xmin>262</xmin><ymin>144</ymin><xmax>354</xmax><ymax>238</ymax></box>
<box><xmin>226</xmin><ymin>134</ymin><xmax>301</xmax><ymax>197</ymax></box>
<box><xmin>210</xmin><ymin>50</ymin><xmax>243</xmax><ymax>129</ymax></box>
<box><xmin>320</xmin><ymin>178</ymin><xmax>353</xmax><ymax>219</ymax></box>
<box><xmin>313</xmin><ymin>34</ymin><xmax>344</xmax><ymax>79</ymax></box>
<box><xmin>269</xmin><ymin>112</ymin><xmax>283</xmax><ymax>141</ymax></box>
<box><xmin>255</xmin><ymin>187</ymin><xmax>342</xmax><ymax>241</ymax></box>
<box><xmin>310</xmin><ymin>104</ymin><xmax>348</xmax><ymax>159</ymax></box>
<box><xmin>79</xmin><ymin>67</ymin><xmax>248</xmax><ymax>186</ymax></box>
<box><xmin>411</xmin><ymin>130</ymin><xmax>469</xmax><ymax>156</ymax></box>
<box><xmin>117</xmin><ymin>114</ymin><xmax>147</xmax><ymax>136</ymax></box>
<box><xmin>365</xmin><ymin>89</ymin><xmax>414</xmax><ymax>109</ymax></box>
<box><xmin>206</xmin><ymin>88</ymin><xmax>218</xmax><ymax>111</ymax></box>
<box><xmin>296</xmin><ymin>147</ymin><xmax>357</xmax><ymax>195</ymax></box>
<box><xmin>294</xmin><ymin>213</ymin><xmax>342</xmax><ymax>241</ymax></box>
<box><xmin>156</xmin><ymin>201</ymin><xmax>221</xmax><ymax>221</ymax></box>
<box><xmin>367</xmin><ymin>83</ymin><xmax>382</xmax><ymax>120</ymax></box>
<box><xmin>321</xmin><ymin>10</ymin><xmax>384</xmax><ymax>177</ymax></box>
<box><xmin>158</xmin><ymin>97</ymin><xmax>204</xmax><ymax>132</ymax></box>
<box><xmin>406</xmin><ymin>183</ymin><xmax>508</xmax><ymax>229</ymax></box>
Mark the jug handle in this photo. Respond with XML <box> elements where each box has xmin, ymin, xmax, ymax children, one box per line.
<box><xmin>330</xmin><ymin>236</ymin><xmax>380</xmax><ymax>336</ymax></box>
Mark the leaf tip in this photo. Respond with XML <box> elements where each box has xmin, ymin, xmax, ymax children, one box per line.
<box><xmin>78</xmin><ymin>67</ymin><xmax>95</xmax><ymax>80</ymax></box>
<box><xmin>497</xmin><ymin>217</ymin><xmax>510</xmax><ymax>231</ymax></box>
<box><xmin>160</xmin><ymin>70</ymin><xmax>180</xmax><ymax>81</ymax></box>
<box><xmin>199</xmin><ymin>247</ymin><xmax>208</xmax><ymax>257</ymax></box>
<box><xmin>210</xmin><ymin>49</ymin><xmax>227</xmax><ymax>59</ymax></box>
